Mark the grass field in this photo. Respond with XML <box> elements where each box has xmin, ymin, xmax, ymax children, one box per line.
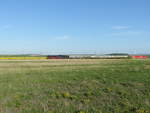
<box><xmin>0</xmin><ymin>59</ymin><xmax>150</xmax><ymax>113</ymax></box>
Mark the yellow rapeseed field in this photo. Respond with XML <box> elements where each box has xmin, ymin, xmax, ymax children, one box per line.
<box><xmin>0</xmin><ymin>57</ymin><xmax>47</xmax><ymax>60</ymax></box>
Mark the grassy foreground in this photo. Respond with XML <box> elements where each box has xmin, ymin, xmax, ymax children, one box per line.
<box><xmin>0</xmin><ymin>59</ymin><xmax>150</xmax><ymax>113</ymax></box>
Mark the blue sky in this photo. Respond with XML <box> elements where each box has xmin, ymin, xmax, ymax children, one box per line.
<box><xmin>0</xmin><ymin>0</ymin><xmax>150</xmax><ymax>54</ymax></box>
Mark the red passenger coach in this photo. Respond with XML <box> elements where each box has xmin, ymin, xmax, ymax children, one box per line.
<box><xmin>132</xmin><ymin>56</ymin><xmax>148</xmax><ymax>59</ymax></box>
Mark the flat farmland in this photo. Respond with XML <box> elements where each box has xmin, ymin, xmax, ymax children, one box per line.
<box><xmin>0</xmin><ymin>59</ymin><xmax>150</xmax><ymax>113</ymax></box>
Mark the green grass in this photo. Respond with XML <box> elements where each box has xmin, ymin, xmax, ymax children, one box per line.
<box><xmin>0</xmin><ymin>59</ymin><xmax>150</xmax><ymax>113</ymax></box>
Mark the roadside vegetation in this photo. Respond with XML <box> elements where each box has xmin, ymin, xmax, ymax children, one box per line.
<box><xmin>0</xmin><ymin>59</ymin><xmax>149</xmax><ymax>113</ymax></box>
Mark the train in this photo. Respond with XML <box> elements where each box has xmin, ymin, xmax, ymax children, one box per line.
<box><xmin>47</xmin><ymin>54</ymin><xmax>130</xmax><ymax>59</ymax></box>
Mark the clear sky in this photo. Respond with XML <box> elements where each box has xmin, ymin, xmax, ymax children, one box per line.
<box><xmin>0</xmin><ymin>0</ymin><xmax>150</xmax><ymax>54</ymax></box>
